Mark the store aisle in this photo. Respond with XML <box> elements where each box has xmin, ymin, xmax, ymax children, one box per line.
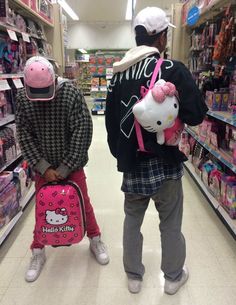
<box><xmin>0</xmin><ymin>114</ymin><xmax>236</xmax><ymax>305</ymax></box>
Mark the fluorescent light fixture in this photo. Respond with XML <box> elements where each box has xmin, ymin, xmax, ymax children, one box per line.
<box><xmin>125</xmin><ymin>0</ymin><xmax>136</xmax><ymax>20</ymax></box>
<box><xmin>58</xmin><ymin>0</ymin><xmax>79</xmax><ymax>21</ymax></box>
<box><xmin>78</xmin><ymin>49</ymin><xmax>87</xmax><ymax>54</ymax></box>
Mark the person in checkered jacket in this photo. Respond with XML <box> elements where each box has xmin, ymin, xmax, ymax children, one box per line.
<box><xmin>16</xmin><ymin>56</ymin><xmax>109</xmax><ymax>283</ymax></box>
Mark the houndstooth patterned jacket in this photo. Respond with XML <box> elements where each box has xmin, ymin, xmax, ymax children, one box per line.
<box><xmin>15</xmin><ymin>82</ymin><xmax>93</xmax><ymax>178</ymax></box>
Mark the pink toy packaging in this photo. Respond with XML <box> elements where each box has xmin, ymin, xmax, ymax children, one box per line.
<box><xmin>198</xmin><ymin>119</ymin><xmax>211</xmax><ymax>142</ymax></box>
<box><xmin>220</xmin><ymin>175</ymin><xmax>236</xmax><ymax>213</ymax></box>
<box><xmin>222</xmin><ymin>180</ymin><xmax>236</xmax><ymax>219</ymax></box>
<box><xmin>0</xmin><ymin>181</ymin><xmax>20</xmax><ymax>229</ymax></box>
<box><xmin>179</xmin><ymin>131</ymin><xmax>190</xmax><ymax>157</ymax></box>
<box><xmin>208</xmin><ymin>169</ymin><xmax>222</xmax><ymax>200</ymax></box>
<box><xmin>35</xmin><ymin>181</ymin><xmax>86</xmax><ymax>246</ymax></box>
<box><xmin>0</xmin><ymin>171</ymin><xmax>13</xmax><ymax>193</ymax></box>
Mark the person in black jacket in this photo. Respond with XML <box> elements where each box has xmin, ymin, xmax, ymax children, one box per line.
<box><xmin>105</xmin><ymin>7</ymin><xmax>208</xmax><ymax>295</ymax></box>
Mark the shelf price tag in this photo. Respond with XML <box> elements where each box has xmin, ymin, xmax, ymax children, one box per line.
<box><xmin>13</xmin><ymin>78</ymin><xmax>24</xmax><ymax>89</ymax></box>
<box><xmin>22</xmin><ymin>32</ymin><xmax>30</xmax><ymax>43</ymax></box>
<box><xmin>7</xmin><ymin>29</ymin><xmax>18</xmax><ymax>41</ymax></box>
<box><xmin>0</xmin><ymin>79</ymin><xmax>11</xmax><ymax>91</ymax></box>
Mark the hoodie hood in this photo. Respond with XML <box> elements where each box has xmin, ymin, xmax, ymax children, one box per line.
<box><xmin>113</xmin><ymin>46</ymin><xmax>160</xmax><ymax>74</ymax></box>
<box><xmin>56</xmin><ymin>77</ymin><xmax>68</xmax><ymax>92</ymax></box>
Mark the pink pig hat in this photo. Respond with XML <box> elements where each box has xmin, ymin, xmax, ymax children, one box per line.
<box><xmin>24</xmin><ymin>56</ymin><xmax>55</xmax><ymax>101</ymax></box>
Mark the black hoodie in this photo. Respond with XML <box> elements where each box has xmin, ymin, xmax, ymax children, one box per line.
<box><xmin>105</xmin><ymin>47</ymin><xmax>208</xmax><ymax>172</ymax></box>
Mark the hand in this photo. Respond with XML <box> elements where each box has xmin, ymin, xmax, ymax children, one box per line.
<box><xmin>43</xmin><ymin>168</ymin><xmax>60</xmax><ymax>182</ymax></box>
<box><xmin>57</xmin><ymin>175</ymin><xmax>65</xmax><ymax>181</ymax></box>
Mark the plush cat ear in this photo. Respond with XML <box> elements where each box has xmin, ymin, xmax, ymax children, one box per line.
<box><xmin>133</xmin><ymin>102</ymin><xmax>144</xmax><ymax>117</ymax></box>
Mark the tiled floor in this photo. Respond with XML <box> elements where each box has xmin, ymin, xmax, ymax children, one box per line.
<box><xmin>1</xmin><ymin>114</ymin><xmax>236</xmax><ymax>305</ymax></box>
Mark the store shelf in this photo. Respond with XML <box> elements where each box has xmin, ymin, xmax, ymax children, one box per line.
<box><xmin>207</xmin><ymin>110</ymin><xmax>236</xmax><ymax>127</ymax></box>
<box><xmin>184</xmin><ymin>161</ymin><xmax>236</xmax><ymax>237</ymax></box>
<box><xmin>185</xmin><ymin>127</ymin><xmax>236</xmax><ymax>174</ymax></box>
<box><xmin>92</xmin><ymin>74</ymin><xmax>106</xmax><ymax>77</ymax></box>
<box><xmin>91</xmin><ymin>90</ymin><xmax>107</xmax><ymax>93</ymax></box>
<box><xmin>183</xmin><ymin>0</ymin><xmax>230</xmax><ymax>28</ymax></box>
<box><xmin>0</xmin><ymin>183</ymin><xmax>35</xmax><ymax>245</ymax></box>
<box><xmin>0</xmin><ymin>74</ymin><xmax>24</xmax><ymax>79</ymax></box>
<box><xmin>9</xmin><ymin>0</ymin><xmax>54</xmax><ymax>28</ymax></box>
<box><xmin>218</xmin><ymin>206</ymin><xmax>236</xmax><ymax>236</ymax></box>
<box><xmin>91</xmin><ymin>109</ymin><xmax>106</xmax><ymax>115</ymax></box>
<box><xmin>20</xmin><ymin>183</ymin><xmax>35</xmax><ymax>210</ymax></box>
<box><xmin>0</xmin><ymin>21</ymin><xmax>42</xmax><ymax>41</ymax></box>
<box><xmin>0</xmin><ymin>115</ymin><xmax>15</xmax><ymax>128</ymax></box>
<box><xmin>184</xmin><ymin>161</ymin><xmax>220</xmax><ymax>209</ymax></box>
<box><xmin>0</xmin><ymin>154</ymin><xmax>22</xmax><ymax>174</ymax></box>
<box><xmin>0</xmin><ymin>21</ymin><xmax>26</xmax><ymax>37</ymax></box>
<box><xmin>93</xmin><ymin>98</ymin><xmax>106</xmax><ymax>101</ymax></box>
<box><xmin>0</xmin><ymin>212</ymin><xmax>22</xmax><ymax>246</ymax></box>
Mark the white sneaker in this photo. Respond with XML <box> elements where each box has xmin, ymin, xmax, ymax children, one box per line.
<box><xmin>89</xmin><ymin>236</ymin><xmax>109</xmax><ymax>265</ymax></box>
<box><xmin>25</xmin><ymin>248</ymin><xmax>46</xmax><ymax>282</ymax></box>
<box><xmin>164</xmin><ymin>266</ymin><xmax>189</xmax><ymax>295</ymax></box>
<box><xmin>128</xmin><ymin>279</ymin><xmax>142</xmax><ymax>294</ymax></box>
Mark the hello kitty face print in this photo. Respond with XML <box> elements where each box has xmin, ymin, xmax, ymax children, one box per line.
<box><xmin>46</xmin><ymin>208</ymin><xmax>68</xmax><ymax>225</ymax></box>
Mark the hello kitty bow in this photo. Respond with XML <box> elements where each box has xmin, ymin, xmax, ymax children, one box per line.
<box><xmin>55</xmin><ymin>208</ymin><xmax>67</xmax><ymax>215</ymax></box>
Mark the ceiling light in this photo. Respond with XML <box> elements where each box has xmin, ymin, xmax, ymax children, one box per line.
<box><xmin>78</xmin><ymin>49</ymin><xmax>87</xmax><ymax>54</ymax></box>
<box><xmin>58</xmin><ymin>0</ymin><xmax>79</xmax><ymax>21</ymax></box>
<box><xmin>125</xmin><ymin>0</ymin><xmax>136</xmax><ymax>21</ymax></box>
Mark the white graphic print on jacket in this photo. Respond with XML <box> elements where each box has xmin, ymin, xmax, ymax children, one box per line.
<box><xmin>109</xmin><ymin>57</ymin><xmax>174</xmax><ymax>139</ymax></box>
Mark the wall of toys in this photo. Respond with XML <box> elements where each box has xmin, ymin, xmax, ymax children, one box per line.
<box><xmin>0</xmin><ymin>0</ymin><xmax>57</xmax><ymax>245</ymax></box>
<box><xmin>178</xmin><ymin>0</ymin><xmax>236</xmax><ymax>235</ymax></box>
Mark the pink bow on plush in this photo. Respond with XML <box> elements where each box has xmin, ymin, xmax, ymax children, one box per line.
<box><xmin>152</xmin><ymin>82</ymin><xmax>176</xmax><ymax>103</ymax></box>
<box><xmin>55</xmin><ymin>208</ymin><xmax>67</xmax><ymax>216</ymax></box>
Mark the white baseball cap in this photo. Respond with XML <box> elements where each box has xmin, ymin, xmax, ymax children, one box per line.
<box><xmin>24</xmin><ymin>56</ymin><xmax>55</xmax><ymax>101</ymax></box>
<box><xmin>133</xmin><ymin>7</ymin><xmax>176</xmax><ymax>35</ymax></box>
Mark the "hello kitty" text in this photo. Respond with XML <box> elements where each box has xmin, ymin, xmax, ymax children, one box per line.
<box><xmin>41</xmin><ymin>226</ymin><xmax>75</xmax><ymax>233</ymax></box>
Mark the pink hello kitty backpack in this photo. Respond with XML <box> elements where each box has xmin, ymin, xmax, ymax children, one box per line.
<box><xmin>35</xmin><ymin>181</ymin><xmax>86</xmax><ymax>246</ymax></box>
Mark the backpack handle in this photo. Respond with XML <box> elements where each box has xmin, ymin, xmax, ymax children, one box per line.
<box><xmin>134</xmin><ymin>58</ymin><xmax>164</xmax><ymax>152</ymax></box>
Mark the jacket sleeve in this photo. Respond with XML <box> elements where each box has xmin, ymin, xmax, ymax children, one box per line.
<box><xmin>56</xmin><ymin>90</ymin><xmax>93</xmax><ymax>178</ymax></box>
<box><xmin>105</xmin><ymin>76</ymin><xmax>120</xmax><ymax>158</ymax></box>
<box><xmin>170</xmin><ymin>62</ymin><xmax>208</xmax><ymax>126</ymax></box>
<box><xmin>15</xmin><ymin>93</ymin><xmax>51</xmax><ymax>175</ymax></box>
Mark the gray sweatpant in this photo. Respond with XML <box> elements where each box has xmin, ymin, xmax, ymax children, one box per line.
<box><xmin>123</xmin><ymin>178</ymin><xmax>186</xmax><ymax>282</ymax></box>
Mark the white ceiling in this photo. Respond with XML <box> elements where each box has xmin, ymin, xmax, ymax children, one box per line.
<box><xmin>66</xmin><ymin>0</ymin><xmax>178</xmax><ymax>23</ymax></box>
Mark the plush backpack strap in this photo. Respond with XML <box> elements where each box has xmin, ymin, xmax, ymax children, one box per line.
<box><xmin>149</xmin><ymin>58</ymin><xmax>164</xmax><ymax>89</ymax></box>
<box><xmin>134</xmin><ymin>58</ymin><xmax>164</xmax><ymax>152</ymax></box>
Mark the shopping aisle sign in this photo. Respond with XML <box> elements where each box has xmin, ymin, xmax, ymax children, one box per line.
<box><xmin>187</xmin><ymin>6</ymin><xmax>200</xmax><ymax>26</ymax></box>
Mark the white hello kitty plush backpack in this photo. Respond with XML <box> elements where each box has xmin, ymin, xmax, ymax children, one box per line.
<box><xmin>133</xmin><ymin>58</ymin><xmax>184</xmax><ymax>151</ymax></box>
<box><xmin>35</xmin><ymin>181</ymin><xmax>86</xmax><ymax>246</ymax></box>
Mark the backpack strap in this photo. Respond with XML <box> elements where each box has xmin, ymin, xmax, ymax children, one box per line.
<box><xmin>134</xmin><ymin>58</ymin><xmax>164</xmax><ymax>152</ymax></box>
<box><xmin>149</xmin><ymin>58</ymin><xmax>164</xmax><ymax>89</ymax></box>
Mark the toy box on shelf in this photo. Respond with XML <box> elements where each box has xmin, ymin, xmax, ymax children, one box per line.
<box><xmin>180</xmin><ymin>128</ymin><xmax>236</xmax><ymax>219</ymax></box>
<box><xmin>220</xmin><ymin>175</ymin><xmax>236</xmax><ymax>219</ymax></box>
<box><xmin>0</xmin><ymin>179</ymin><xmax>20</xmax><ymax>229</ymax></box>
<box><xmin>37</xmin><ymin>0</ymin><xmax>53</xmax><ymax>23</ymax></box>
<box><xmin>0</xmin><ymin>161</ymin><xmax>34</xmax><ymax>229</ymax></box>
<box><xmin>0</xmin><ymin>123</ymin><xmax>21</xmax><ymax>170</ymax></box>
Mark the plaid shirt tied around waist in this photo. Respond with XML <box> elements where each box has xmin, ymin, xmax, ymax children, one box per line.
<box><xmin>121</xmin><ymin>157</ymin><xmax>183</xmax><ymax>196</ymax></box>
